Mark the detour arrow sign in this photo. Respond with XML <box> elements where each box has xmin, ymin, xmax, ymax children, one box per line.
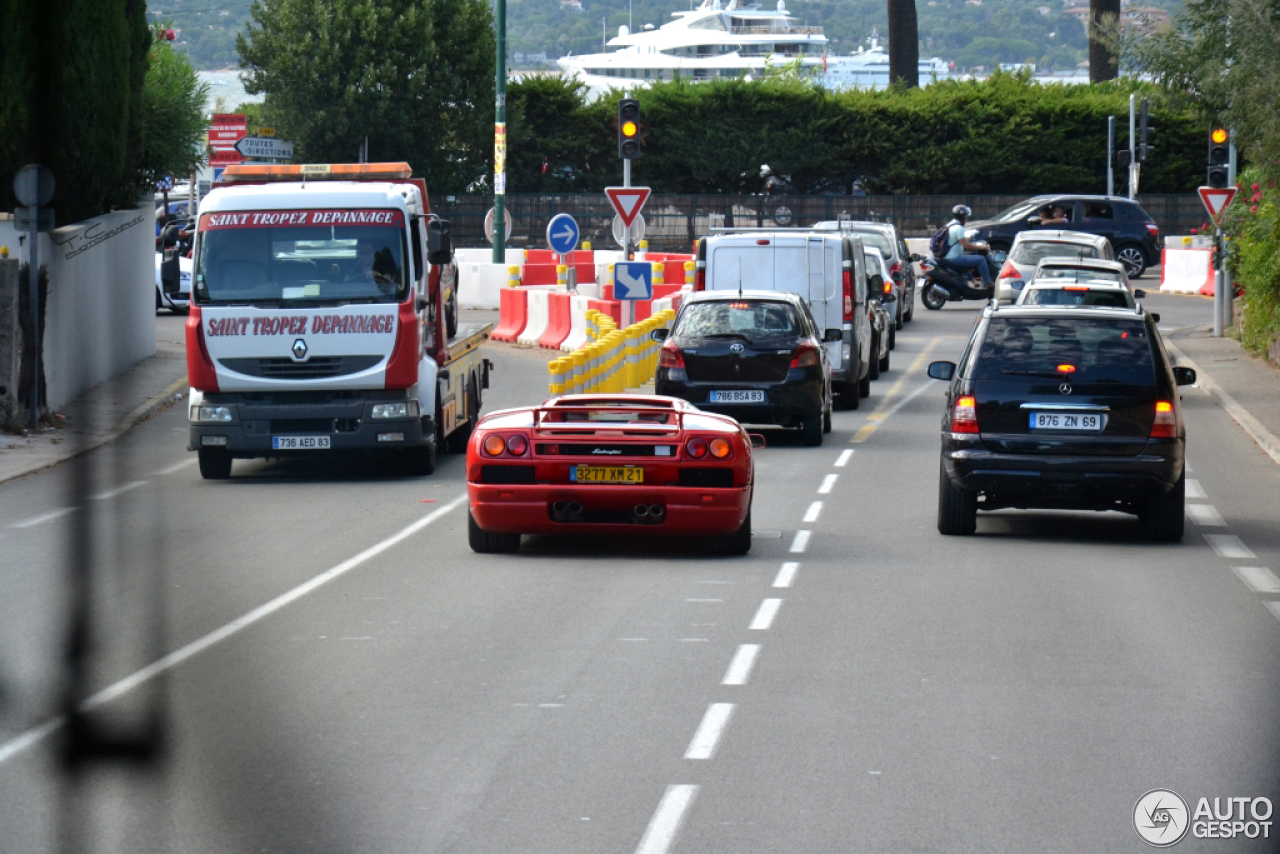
<box><xmin>234</xmin><ymin>137</ymin><xmax>295</xmax><ymax>160</ymax></box>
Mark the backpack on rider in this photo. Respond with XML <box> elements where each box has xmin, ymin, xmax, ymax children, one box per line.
<box><xmin>929</xmin><ymin>221</ymin><xmax>955</xmax><ymax>258</ymax></box>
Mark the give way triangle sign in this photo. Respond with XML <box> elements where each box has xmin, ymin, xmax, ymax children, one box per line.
<box><xmin>1198</xmin><ymin>186</ymin><xmax>1238</xmax><ymax>225</ymax></box>
<box><xmin>605</xmin><ymin>186</ymin><xmax>651</xmax><ymax>229</ymax></box>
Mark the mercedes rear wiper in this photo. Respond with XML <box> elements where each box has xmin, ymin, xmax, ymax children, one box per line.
<box><xmin>1001</xmin><ymin>370</ymin><xmax>1071</xmax><ymax>379</ymax></box>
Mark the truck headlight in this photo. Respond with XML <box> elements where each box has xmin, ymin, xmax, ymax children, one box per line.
<box><xmin>191</xmin><ymin>405</ymin><xmax>234</xmax><ymax>423</ymax></box>
<box><xmin>372</xmin><ymin>401</ymin><xmax>419</xmax><ymax>419</ymax></box>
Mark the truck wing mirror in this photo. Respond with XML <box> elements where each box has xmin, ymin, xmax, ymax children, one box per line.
<box><xmin>927</xmin><ymin>361</ymin><xmax>955</xmax><ymax>381</ymax></box>
<box><xmin>427</xmin><ymin>218</ymin><xmax>452</xmax><ymax>266</ymax></box>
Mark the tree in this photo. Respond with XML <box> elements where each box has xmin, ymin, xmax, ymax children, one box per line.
<box><xmin>138</xmin><ymin>24</ymin><xmax>210</xmax><ymax>187</ymax></box>
<box><xmin>887</xmin><ymin>0</ymin><xmax>920</xmax><ymax>88</ymax></box>
<box><xmin>236</xmin><ymin>0</ymin><xmax>495</xmax><ymax>194</ymax></box>
<box><xmin>1088</xmin><ymin>0</ymin><xmax>1121</xmax><ymax>82</ymax></box>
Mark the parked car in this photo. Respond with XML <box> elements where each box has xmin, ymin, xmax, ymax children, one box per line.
<box><xmin>465</xmin><ymin>394</ymin><xmax>756</xmax><ymax>554</ymax></box>
<box><xmin>694</xmin><ymin>229</ymin><xmax>874</xmax><ymax>410</ymax></box>
<box><xmin>862</xmin><ymin>247</ymin><xmax>897</xmax><ymax>379</ymax></box>
<box><xmin>928</xmin><ymin>303</ymin><xmax>1196</xmax><ymax>539</ymax></box>
<box><xmin>994</xmin><ymin>230</ymin><xmax>1115</xmax><ymax>303</ymax></box>
<box><xmin>1016</xmin><ymin>257</ymin><xmax>1146</xmax><ymax>309</ymax></box>
<box><xmin>654</xmin><ymin>290</ymin><xmax>839</xmax><ymax>446</ymax></box>
<box><xmin>154</xmin><ymin>251</ymin><xmax>192</xmax><ymax>312</ymax></box>
<box><xmin>813</xmin><ymin>219</ymin><xmax>919</xmax><ymax>326</ymax></box>
<box><xmin>967</xmin><ymin>195</ymin><xmax>1160</xmax><ymax>279</ymax></box>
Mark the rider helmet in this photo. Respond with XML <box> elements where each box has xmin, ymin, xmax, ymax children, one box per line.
<box><xmin>760</xmin><ymin>164</ymin><xmax>772</xmax><ymax>177</ymax></box>
<box><xmin>952</xmin><ymin>204</ymin><xmax>972</xmax><ymax>217</ymax></box>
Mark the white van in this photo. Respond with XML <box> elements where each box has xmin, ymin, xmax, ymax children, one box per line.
<box><xmin>693</xmin><ymin>231</ymin><xmax>883</xmax><ymax>409</ymax></box>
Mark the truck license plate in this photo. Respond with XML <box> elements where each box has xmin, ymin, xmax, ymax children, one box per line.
<box><xmin>1029</xmin><ymin>412</ymin><xmax>1106</xmax><ymax>432</ymax></box>
<box><xmin>571</xmin><ymin>465</ymin><xmax>643</xmax><ymax>484</ymax></box>
<box><xmin>272</xmin><ymin>435</ymin><xmax>331</xmax><ymax>450</ymax></box>
<box><xmin>709</xmin><ymin>390</ymin><xmax>766</xmax><ymax>403</ymax></box>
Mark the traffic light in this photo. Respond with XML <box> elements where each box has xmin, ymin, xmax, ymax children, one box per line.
<box><xmin>617</xmin><ymin>99</ymin><xmax>640</xmax><ymax>160</ymax></box>
<box><xmin>1138</xmin><ymin>98</ymin><xmax>1153</xmax><ymax>162</ymax></box>
<box><xmin>1207</xmin><ymin>126</ymin><xmax>1230</xmax><ymax>188</ymax></box>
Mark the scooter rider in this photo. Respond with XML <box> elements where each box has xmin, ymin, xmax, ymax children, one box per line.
<box><xmin>941</xmin><ymin>204</ymin><xmax>992</xmax><ymax>287</ymax></box>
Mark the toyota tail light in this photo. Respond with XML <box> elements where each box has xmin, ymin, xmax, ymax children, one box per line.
<box><xmin>952</xmin><ymin>395</ymin><xmax>979</xmax><ymax>434</ymax></box>
<box><xmin>659</xmin><ymin>339</ymin><xmax>686</xmax><ymax>369</ymax></box>
<box><xmin>790</xmin><ymin>342</ymin><xmax>820</xmax><ymax>369</ymax></box>
<box><xmin>1150</xmin><ymin>400</ymin><xmax>1176</xmax><ymax>438</ymax></box>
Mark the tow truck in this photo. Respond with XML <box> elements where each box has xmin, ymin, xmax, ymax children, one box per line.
<box><xmin>186</xmin><ymin>162</ymin><xmax>491</xmax><ymax>479</ymax></box>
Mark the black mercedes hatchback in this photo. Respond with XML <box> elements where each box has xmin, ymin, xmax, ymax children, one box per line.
<box><xmin>654</xmin><ymin>290</ymin><xmax>840</xmax><ymax>446</ymax></box>
<box><xmin>928</xmin><ymin>305</ymin><xmax>1196</xmax><ymax>539</ymax></box>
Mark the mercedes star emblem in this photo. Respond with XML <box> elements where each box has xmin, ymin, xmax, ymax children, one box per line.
<box><xmin>1059</xmin><ymin>382</ymin><xmax>1073</xmax><ymax>395</ymax></box>
<box><xmin>292</xmin><ymin>338</ymin><xmax>308</xmax><ymax>360</ymax></box>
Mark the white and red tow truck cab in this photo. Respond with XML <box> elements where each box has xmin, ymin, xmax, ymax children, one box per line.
<box><xmin>186</xmin><ymin>162</ymin><xmax>492</xmax><ymax>480</ymax></box>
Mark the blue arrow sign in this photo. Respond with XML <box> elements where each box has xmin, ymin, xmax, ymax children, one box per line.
<box><xmin>546</xmin><ymin>213</ymin><xmax>580</xmax><ymax>255</ymax></box>
<box><xmin>614</xmin><ymin>262</ymin><xmax>653</xmax><ymax>301</ymax></box>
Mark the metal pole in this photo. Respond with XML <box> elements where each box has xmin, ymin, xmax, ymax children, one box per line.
<box><xmin>492</xmin><ymin>0</ymin><xmax>507</xmax><ymax>264</ymax></box>
<box><xmin>27</xmin><ymin>215</ymin><xmax>39</xmax><ymax>430</ymax></box>
<box><xmin>1107</xmin><ymin>116</ymin><xmax>1115</xmax><ymax>197</ymax></box>
<box><xmin>1128</xmin><ymin>94</ymin><xmax>1137</xmax><ymax>200</ymax></box>
<box><xmin>621</xmin><ymin>116</ymin><xmax>634</xmax><ymax>328</ymax></box>
<box><xmin>1223</xmin><ymin>136</ymin><xmax>1237</xmax><ymax>329</ymax></box>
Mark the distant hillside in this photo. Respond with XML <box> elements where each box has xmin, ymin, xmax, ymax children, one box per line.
<box><xmin>149</xmin><ymin>0</ymin><xmax>1183</xmax><ymax>74</ymax></box>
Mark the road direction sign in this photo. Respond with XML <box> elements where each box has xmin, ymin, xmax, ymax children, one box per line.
<box><xmin>612</xmin><ymin>213</ymin><xmax>645</xmax><ymax>248</ymax></box>
<box><xmin>235</xmin><ymin>137</ymin><xmax>295</xmax><ymax>159</ymax></box>
<box><xmin>546</xmin><ymin>213</ymin><xmax>580</xmax><ymax>254</ymax></box>
<box><xmin>605</xmin><ymin>186</ymin><xmax>651</xmax><ymax>228</ymax></box>
<box><xmin>156</xmin><ymin>174</ymin><xmax>175</xmax><ymax>192</ymax></box>
<box><xmin>484</xmin><ymin>206</ymin><xmax>513</xmax><ymax>243</ymax></box>
<box><xmin>1198</xmin><ymin>186</ymin><xmax>1238</xmax><ymax>226</ymax></box>
<box><xmin>13</xmin><ymin>163</ymin><xmax>54</xmax><ymax>207</ymax></box>
<box><xmin>614</xmin><ymin>261</ymin><xmax>653</xmax><ymax>300</ymax></box>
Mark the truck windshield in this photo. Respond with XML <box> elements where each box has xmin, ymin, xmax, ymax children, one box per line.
<box><xmin>194</xmin><ymin>209</ymin><xmax>409</xmax><ymax>304</ymax></box>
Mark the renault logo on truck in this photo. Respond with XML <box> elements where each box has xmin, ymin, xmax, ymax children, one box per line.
<box><xmin>292</xmin><ymin>338</ymin><xmax>308</xmax><ymax>360</ymax></box>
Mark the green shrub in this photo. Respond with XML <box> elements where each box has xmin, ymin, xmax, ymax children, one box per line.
<box><xmin>1223</xmin><ymin>166</ymin><xmax>1280</xmax><ymax>356</ymax></box>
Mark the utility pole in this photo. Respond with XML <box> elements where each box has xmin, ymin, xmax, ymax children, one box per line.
<box><xmin>492</xmin><ymin>0</ymin><xmax>507</xmax><ymax>264</ymax></box>
<box><xmin>1107</xmin><ymin>116</ymin><xmax>1115</xmax><ymax>197</ymax></box>
<box><xmin>1223</xmin><ymin>131</ymin><xmax>1237</xmax><ymax>329</ymax></box>
<box><xmin>1127</xmin><ymin>94</ymin><xmax>1138</xmax><ymax>199</ymax></box>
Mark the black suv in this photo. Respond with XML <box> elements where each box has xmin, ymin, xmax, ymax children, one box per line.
<box><xmin>928</xmin><ymin>305</ymin><xmax>1196</xmax><ymax>539</ymax></box>
<box><xmin>654</xmin><ymin>291</ymin><xmax>839</xmax><ymax>446</ymax></box>
<box><xmin>967</xmin><ymin>195</ymin><xmax>1161</xmax><ymax>279</ymax></box>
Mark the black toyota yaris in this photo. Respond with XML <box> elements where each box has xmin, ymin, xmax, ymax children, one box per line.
<box><xmin>928</xmin><ymin>304</ymin><xmax>1196</xmax><ymax>539</ymax></box>
<box><xmin>653</xmin><ymin>290</ymin><xmax>840</xmax><ymax>446</ymax></box>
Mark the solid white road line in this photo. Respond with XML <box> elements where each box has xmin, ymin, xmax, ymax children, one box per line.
<box><xmin>1185</xmin><ymin>478</ymin><xmax>1207</xmax><ymax>499</ymax></box>
<box><xmin>803</xmin><ymin>501</ymin><xmax>823</xmax><ymax>523</ymax></box>
<box><xmin>1232</xmin><ymin>566</ymin><xmax>1280</xmax><ymax>594</ymax></box>
<box><xmin>834</xmin><ymin>449</ymin><xmax>853</xmax><ymax>468</ymax></box>
<box><xmin>789</xmin><ymin>530</ymin><xmax>810</xmax><ymax>553</ymax></box>
<box><xmin>635</xmin><ymin>785</ymin><xmax>699</xmax><ymax>854</ymax></box>
<box><xmin>1266</xmin><ymin>602</ymin><xmax>1280</xmax><ymax>625</ymax></box>
<box><xmin>1205</xmin><ymin>534</ymin><xmax>1256</xmax><ymax>559</ymax></box>
<box><xmin>0</xmin><ymin>494</ymin><xmax>468</xmax><ymax>767</ymax></box>
<box><xmin>817</xmin><ymin>474</ymin><xmax>837</xmax><ymax>495</ymax></box>
<box><xmin>1186</xmin><ymin>504</ymin><xmax>1227</xmax><ymax>527</ymax></box>
<box><xmin>684</xmin><ymin>703</ymin><xmax>734</xmax><ymax>759</ymax></box>
<box><xmin>884</xmin><ymin>378</ymin><xmax>940</xmax><ymax>418</ymax></box>
<box><xmin>151</xmin><ymin>458</ymin><xmax>198</xmax><ymax>476</ymax></box>
<box><xmin>90</xmin><ymin>480</ymin><xmax>148</xmax><ymax>501</ymax></box>
<box><xmin>750</xmin><ymin>598</ymin><xmax>782</xmax><ymax>631</ymax></box>
<box><xmin>722</xmin><ymin>644</ymin><xmax>761</xmax><ymax>685</ymax></box>
<box><xmin>773</xmin><ymin>562</ymin><xmax>799</xmax><ymax>588</ymax></box>
<box><xmin>8</xmin><ymin>507</ymin><xmax>76</xmax><ymax>528</ymax></box>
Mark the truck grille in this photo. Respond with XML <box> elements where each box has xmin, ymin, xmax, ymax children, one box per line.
<box><xmin>270</xmin><ymin>419</ymin><xmax>336</xmax><ymax>434</ymax></box>
<box><xmin>220</xmin><ymin>356</ymin><xmax>382</xmax><ymax>380</ymax></box>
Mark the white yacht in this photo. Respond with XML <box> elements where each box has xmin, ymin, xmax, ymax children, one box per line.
<box><xmin>557</xmin><ymin>0</ymin><xmax>952</xmax><ymax>98</ymax></box>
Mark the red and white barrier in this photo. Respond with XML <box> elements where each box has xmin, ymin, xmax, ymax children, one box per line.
<box><xmin>539</xmin><ymin>292</ymin><xmax>572</xmax><ymax>349</ymax></box>
<box><xmin>561</xmin><ymin>295</ymin><xmax>596</xmax><ymax>352</ymax></box>
<box><xmin>1160</xmin><ymin>248</ymin><xmax>1214</xmax><ymax>295</ymax></box>
<box><xmin>517</xmin><ymin>288</ymin><xmax>552</xmax><ymax>346</ymax></box>
<box><xmin>489</xmin><ymin>288</ymin><xmax>527</xmax><ymax>342</ymax></box>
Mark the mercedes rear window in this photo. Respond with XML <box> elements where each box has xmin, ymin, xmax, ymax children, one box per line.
<box><xmin>1022</xmin><ymin>288</ymin><xmax>1131</xmax><ymax>308</ymax></box>
<box><xmin>972</xmin><ymin>316</ymin><xmax>1155</xmax><ymax>384</ymax></box>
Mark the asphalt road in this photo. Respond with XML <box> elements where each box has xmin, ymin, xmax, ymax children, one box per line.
<box><xmin>1</xmin><ymin>296</ymin><xmax>1277</xmax><ymax>853</ymax></box>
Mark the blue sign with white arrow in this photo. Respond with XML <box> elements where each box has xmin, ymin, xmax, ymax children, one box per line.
<box><xmin>614</xmin><ymin>261</ymin><xmax>653</xmax><ymax>300</ymax></box>
<box><xmin>546</xmin><ymin>213</ymin><xmax>580</xmax><ymax>255</ymax></box>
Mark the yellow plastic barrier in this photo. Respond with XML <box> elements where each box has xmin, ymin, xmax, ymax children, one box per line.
<box><xmin>654</xmin><ymin>262</ymin><xmax>664</xmax><ymax>288</ymax></box>
<box><xmin>684</xmin><ymin>260</ymin><xmax>695</xmax><ymax>287</ymax></box>
<box><xmin>570</xmin><ymin>349</ymin><xmax>586</xmax><ymax>394</ymax></box>
<box><xmin>508</xmin><ymin>265</ymin><xmax>521</xmax><ymax>288</ymax></box>
<box><xmin>546</xmin><ymin>307</ymin><xmax>682</xmax><ymax>394</ymax></box>
<box><xmin>557</xmin><ymin>263</ymin><xmax>568</xmax><ymax>289</ymax></box>
<box><xmin>549</xmin><ymin>359</ymin><xmax>567</xmax><ymax>395</ymax></box>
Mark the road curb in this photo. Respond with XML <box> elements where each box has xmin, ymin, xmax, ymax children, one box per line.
<box><xmin>1166</xmin><ymin>342</ymin><xmax>1280</xmax><ymax>468</ymax></box>
<box><xmin>0</xmin><ymin>374</ymin><xmax>188</xmax><ymax>486</ymax></box>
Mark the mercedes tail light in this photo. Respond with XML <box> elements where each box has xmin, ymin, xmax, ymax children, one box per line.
<box><xmin>790</xmin><ymin>342</ymin><xmax>820</xmax><ymax>369</ymax></box>
<box><xmin>659</xmin><ymin>339</ymin><xmax>686</xmax><ymax>369</ymax></box>
<box><xmin>952</xmin><ymin>395</ymin><xmax>979</xmax><ymax>434</ymax></box>
<box><xmin>842</xmin><ymin>269</ymin><xmax>853</xmax><ymax>322</ymax></box>
<box><xmin>1150</xmin><ymin>400</ymin><xmax>1176</xmax><ymax>438</ymax></box>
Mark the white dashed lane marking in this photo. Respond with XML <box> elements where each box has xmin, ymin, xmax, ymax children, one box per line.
<box><xmin>7</xmin><ymin>507</ymin><xmax>76</xmax><ymax>528</ymax></box>
<box><xmin>773</xmin><ymin>562</ymin><xmax>798</xmax><ymax>588</ymax></box>
<box><xmin>684</xmin><ymin>703</ymin><xmax>734</xmax><ymax>759</ymax></box>
<box><xmin>803</xmin><ymin>501</ymin><xmax>823</xmax><ymax>523</ymax></box>
<box><xmin>721</xmin><ymin>644</ymin><xmax>761</xmax><ymax>685</ymax></box>
<box><xmin>817</xmin><ymin>474</ymin><xmax>837</xmax><ymax>495</ymax></box>
<box><xmin>1266</xmin><ymin>603</ymin><xmax>1280</xmax><ymax>625</ymax></box>
<box><xmin>635</xmin><ymin>785</ymin><xmax>699</xmax><ymax>854</ymax></box>
<box><xmin>1205</xmin><ymin>534</ymin><xmax>1256</xmax><ymax>559</ymax></box>
<box><xmin>90</xmin><ymin>480</ymin><xmax>148</xmax><ymax>501</ymax></box>
<box><xmin>1185</xmin><ymin>478</ymin><xmax>1207</xmax><ymax>499</ymax></box>
<box><xmin>834</xmin><ymin>449</ymin><xmax>853</xmax><ymax>468</ymax></box>
<box><xmin>1232</xmin><ymin>567</ymin><xmax>1280</xmax><ymax>594</ymax></box>
<box><xmin>789</xmin><ymin>530</ymin><xmax>810</xmax><ymax>553</ymax></box>
<box><xmin>750</xmin><ymin>599</ymin><xmax>782</xmax><ymax>630</ymax></box>
<box><xmin>1186</xmin><ymin>504</ymin><xmax>1227</xmax><ymax>527</ymax></box>
<box><xmin>151</xmin><ymin>458</ymin><xmax>198</xmax><ymax>476</ymax></box>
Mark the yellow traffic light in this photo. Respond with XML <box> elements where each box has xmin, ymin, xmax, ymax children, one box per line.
<box><xmin>622</xmin><ymin>120</ymin><xmax>638</xmax><ymax>137</ymax></box>
<box><xmin>1211</xmin><ymin>127</ymin><xmax>1228</xmax><ymax>144</ymax></box>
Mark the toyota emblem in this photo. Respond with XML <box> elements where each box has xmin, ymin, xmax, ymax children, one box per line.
<box><xmin>730</xmin><ymin>343</ymin><xmax>745</xmax><ymax>354</ymax></box>
<box><xmin>292</xmin><ymin>338</ymin><xmax>308</xmax><ymax>360</ymax></box>
<box><xmin>1058</xmin><ymin>382</ymin><xmax>1073</xmax><ymax>395</ymax></box>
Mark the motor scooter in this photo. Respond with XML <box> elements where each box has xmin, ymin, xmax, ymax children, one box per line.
<box><xmin>920</xmin><ymin>239</ymin><xmax>1006</xmax><ymax>310</ymax></box>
